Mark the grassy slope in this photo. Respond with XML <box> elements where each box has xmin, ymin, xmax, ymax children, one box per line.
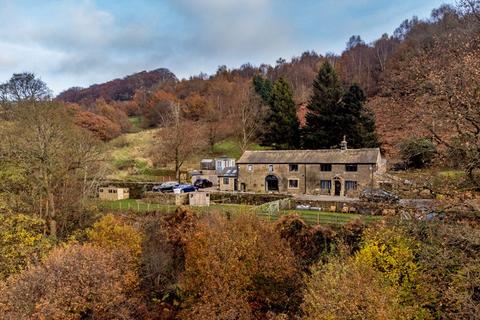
<box><xmin>106</xmin><ymin>120</ymin><xmax>268</xmax><ymax>181</ymax></box>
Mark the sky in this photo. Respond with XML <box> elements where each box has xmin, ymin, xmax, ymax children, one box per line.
<box><xmin>0</xmin><ymin>0</ymin><xmax>450</xmax><ymax>95</ymax></box>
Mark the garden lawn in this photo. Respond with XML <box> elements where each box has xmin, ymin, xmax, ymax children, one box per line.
<box><xmin>97</xmin><ymin>200</ymin><xmax>382</xmax><ymax>225</ymax></box>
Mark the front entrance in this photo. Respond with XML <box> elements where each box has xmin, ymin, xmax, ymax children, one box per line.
<box><xmin>265</xmin><ymin>175</ymin><xmax>279</xmax><ymax>192</ymax></box>
<box><xmin>334</xmin><ymin>180</ymin><xmax>342</xmax><ymax>196</ymax></box>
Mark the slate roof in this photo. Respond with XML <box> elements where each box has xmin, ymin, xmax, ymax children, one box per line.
<box><xmin>237</xmin><ymin>148</ymin><xmax>381</xmax><ymax>164</ymax></box>
<box><xmin>218</xmin><ymin>166</ymin><xmax>238</xmax><ymax>177</ymax></box>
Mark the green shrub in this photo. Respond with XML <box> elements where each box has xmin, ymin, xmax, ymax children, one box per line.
<box><xmin>399</xmin><ymin>137</ymin><xmax>436</xmax><ymax>169</ymax></box>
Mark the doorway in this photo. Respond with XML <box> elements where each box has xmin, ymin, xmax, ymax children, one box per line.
<box><xmin>265</xmin><ymin>175</ymin><xmax>279</xmax><ymax>192</ymax></box>
<box><xmin>334</xmin><ymin>180</ymin><xmax>342</xmax><ymax>196</ymax></box>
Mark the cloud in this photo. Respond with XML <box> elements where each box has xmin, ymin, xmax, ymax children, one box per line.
<box><xmin>0</xmin><ymin>0</ymin><xmax>450</xmax><ymax>94</ymax></box>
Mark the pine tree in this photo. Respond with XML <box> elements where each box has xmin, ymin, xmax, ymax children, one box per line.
<box><xmin>303</xmin><ymin>61</ymin><xmax>344</xmax><ymax>148</ymax></box>
<box><xmin>252</xmin><ymin>75</ymin><xmax>273</xmax><ymax>104</ymax></box>
<box><xmin>302</xmin><ymin>62</ymin><xmax>378</xmax><ymax>149</ymax></box>
<box><xmin>263</xmin><ymin>78</ymin><xmax>300</xmax><ymax>149</ymax></box>
<box><xmin>343</xmin><ymin>84</ymin><xmax>378</xmax><ymax>148</ymax></box>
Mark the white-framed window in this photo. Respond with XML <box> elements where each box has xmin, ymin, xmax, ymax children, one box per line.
<box><xmin>289</xmin><ymin>164</ymin><xmax>299</xmax><ymax>172</ymax></box>
<box><xmin>345</xmin><ymin>180</ymin><xmax>358</xmax><ymax>190</ymax></box>
<box><xmin>268</xmin><ymin>164</ymin><xmax>274</xmax><ymax>172</ymax></box>
<box><xmin>247</xmin><ymin>164</ymin><xmax>253</xmax><ymax>172</ymax></box>
<box><xmin>288</xmin><ymin>179</ymin><xmax>299</xmax><ymax>189</ymax></box>
<box><xmin>320</xmin><ymin>180</ymin><xmax>331</xmax><ymax>189</ymax></box>
<box><xmin>223</xmin><ymin>177</ymin><xmax>229</xmax><ymax>185</ymax></box>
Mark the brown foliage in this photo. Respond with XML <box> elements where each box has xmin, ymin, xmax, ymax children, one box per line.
<box><xmin>73</xmin><ymin>108</ymin><xmax>121</xmax><ymax>141</ymax></box>
<box><xmin>275</xmin><ymin>214</ymin><xmax>336</xmax><ymax>269</ymax></box>
<box><xmin>180</xmin><ymin>213</ymin><xmax>301</xmax><ymax>319</ymax></box>
<box><xmin>57</xmin><ymin>68</ymin><xmax>177</xmax><ymax>104</ymax></box>
<box><xmin>0</xmin><ymin>244</ymin><xmax>143</xmax><ymax>320</ymax></box>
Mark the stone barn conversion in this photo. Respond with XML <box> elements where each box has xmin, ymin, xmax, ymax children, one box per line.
<box><xmin>237</xmin><ymin>145</ymin><xmax>386</xmax><ymax>197</ymax></box>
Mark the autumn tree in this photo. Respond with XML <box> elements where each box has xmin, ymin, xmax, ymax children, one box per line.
<box><xmin>262</xmin><ymin>78</ymin><xmax>300</xmax><ymax>149</ymax></box>
<box><xmin>381</xmin><ymin>8</ymin><xmax>480</xmax><ymax>184</ymax></box>
<box><xmin>180</xmin><ymin>213</ymin><xmax>301</xmax><ymax>319</ymax></box>
<box><xmin>0</xmin><ymin>214</ymin><xmax>53</xmax><ymax>280</ymax></box>
<box><xmin>0</xmin><ymin>244</ymin><xmax>142</xmax><ymax>319</ymax></box>
<box><xmin>302</xmin><ymin>257</ymin><xmax>412</xmax><ymax>320</ymax></box>
<box><xmin>0</xmin><ymin>102</ymin><xmax>103</xmax><ymax>237</ymax></box>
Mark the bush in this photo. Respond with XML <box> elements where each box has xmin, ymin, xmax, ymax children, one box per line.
<box><xmin>399</xmin><ymin>137</ymin><xmax>436</xmax><ymax>168</ymax></box>
<box><xmin>0</xmin><ymin>244</ymin><xmax>142</xmax><ymax>319</ymax></box>
<box><xmin>180</xmin><ymin>213</ymin><xmax>301</xmax><ymax>319</ymax></box>
<box><xmin>0</xmin><ymin>214</ymin><xmax>53</xmax><ymax>280</ymax></box>
<box><xmin>302</xmin><ymin>257</ymin><xmax>413</xmax><ymax>320</ymax></box>
<box><xmin>87</xmin><ymin>214</ymin><xmax>143</xmax><ymax>259</ymax></box>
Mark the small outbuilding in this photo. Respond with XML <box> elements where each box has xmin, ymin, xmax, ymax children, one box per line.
<box><xmin>218</xmin><ymin>167</ymin><xmax>238</xmax><ymax>191</ymax></box>
<box><xmin>98</xmin><ymin>186</ymin><xmax>130</xmax><ymax>201</ymax></box>
<box><xmin>189</xmin><ymin>192</ymin><xmax>210</xmax><ymax>206</ymax></box>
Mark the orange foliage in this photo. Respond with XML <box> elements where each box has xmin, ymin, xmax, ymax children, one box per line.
<box><xmin>180</xmin><ymin>213</ymin><xmax>301</xmax><ymax>319</ymax></box>
<box><xmin>0</xmin><ymin>244</ymin><xmax>143</xmax><ymax>319</ymax></box>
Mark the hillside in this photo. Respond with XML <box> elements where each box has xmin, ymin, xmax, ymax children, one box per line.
<box><xmin>56</xmin><ymin>68</ymin><xmax>178</xmax><ymax>104</ymax></box>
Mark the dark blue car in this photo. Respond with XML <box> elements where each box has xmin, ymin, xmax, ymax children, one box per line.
<box><xmin>173</xmin><ymin>184</ymin><xmax>197</xmax><ymax>193</ymax></box>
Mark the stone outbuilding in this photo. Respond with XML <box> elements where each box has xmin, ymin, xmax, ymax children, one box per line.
<box><xmin>237</xmin><ymin>144</ymin><xmax>386</xmax><ymax>197</ymax></box>
<box><xmin>218</xmin><ymin>167</ymin><xmax>238</xmax><ymax>191</ymax></box>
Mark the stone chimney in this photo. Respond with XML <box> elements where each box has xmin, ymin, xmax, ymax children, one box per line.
<box><xmin>340</xmin><ymin>136</ymin><xmax>348</xmax><ymax>150</ymax></box>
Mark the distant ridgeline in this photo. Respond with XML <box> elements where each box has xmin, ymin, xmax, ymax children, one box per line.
<box><xmin>56</xmin><ymin>68</ymin><xmax>178</xmax><ymax>104</ymax></box>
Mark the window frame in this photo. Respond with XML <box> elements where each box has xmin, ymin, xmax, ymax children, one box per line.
<box><xmin>345</xmin><ymin>180</ymin><xmax>358</xmax><ymax>190</ymax></box>
<box><xmin>247</xmin><ymin>164</ymin><xmax>253</xmax><ymax>172</ymax></box>
<box><xmin>345</xmin><ymin>164</ymin><xmax>358</xmax><ymax>172</ymax></box>
<box><xmin>268</xmin><ymin>164</ymin><xmax>274</xmax><ymax>172</ymax></box>
<box><xmin>288</xmin><ymin>179</ymin><xmax>299</xmax><ymax>189</ymax></box>
<box><xmin>223</xmin><ymin>177</ymin><xmax>230</xmax><ymax>185</ymax></box>
<box><xmin>320</xmin><ymin>164</ymin><xmax>332</xmax><ymax>172</ymax></box>
<box><xmin>320</xmin><ymin>180</ymin><xmax>332</xmax><ymax>190</ymax></box>
<box><xmin>289</xmin><ymin>164</ymin><xmax>299</xmax><ymax>172</ymax></box>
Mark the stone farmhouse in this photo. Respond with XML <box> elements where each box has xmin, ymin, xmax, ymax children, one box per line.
<box><xmin>236</xmin><ymin>142</ymin><xmax>386</xmax><ymax>197</ymax></box>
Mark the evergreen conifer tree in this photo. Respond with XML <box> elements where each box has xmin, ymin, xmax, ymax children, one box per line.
<box><xmin>303</xmin><ymin>61</ymin><xmax>344</xmax><ymax>148</ymax></box>
<box><xmin>262</xmin><ymin>78</ymin><xmax>300</xmax><ymax>149</ymax></box>
<box><xmin>302</xmin><ymin>62</ymin><xmax>378</xmax><ymax>149</ymax></box>
<box><xmin>252</xmin><ymin>75</ymin><xmax>273</xmax><ymax>105</ymax></box>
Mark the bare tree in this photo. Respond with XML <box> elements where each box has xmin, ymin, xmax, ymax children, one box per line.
<box><xmin>0</xmin><ymin>72</ymin><xmax>51</xmax><ymax>102</ymax></box>
<box><xmin>153</xmin><ymin>103</ymin><xmax>207</xmax><ymax>181</ymax></box>
<box><xmin>234</xmin><ymin>86</ymin><xmax>266</xmax><ymax>153</ymax></box>
<box><xmin>458</xmin><ymin>0</ymin><xmax>480</xmax><ymax>21</ymax></box>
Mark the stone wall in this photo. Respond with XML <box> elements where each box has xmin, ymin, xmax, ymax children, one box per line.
<box><xmin>209</xmin><ymin>192</ymin><xmax>291</xmax><ymax>205</ymax></box>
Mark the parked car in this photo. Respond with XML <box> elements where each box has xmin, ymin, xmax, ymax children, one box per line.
<box><xmin>194</xmin><ymin>178</ymin><xmax>213</xmax><ymax>188</ymax></box>
<box><xmin>360</xmin><ymin>188</ymin><xmax>400</xmax><ymax>203</ymax></box>
<box><xmin>173</xmin><ymin>184</ymin><xmax>198</xmax><ymax>193</ymax></box>
<box><xmin>152</xmin><ymin>181</ymin><xmax>179</xmax><ymax>193</ymax></box>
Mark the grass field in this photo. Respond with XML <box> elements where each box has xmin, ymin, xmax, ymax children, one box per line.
<box><xmin>98</xmin><ymin>199</ymin><xmax>382</xmax><ymax>225</ymax></box>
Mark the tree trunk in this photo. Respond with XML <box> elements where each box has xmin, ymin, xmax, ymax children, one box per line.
<box><xmin>47</xmin><ymin>191</ymin><xmax>57</xmax><ymax>237</ymax></box>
